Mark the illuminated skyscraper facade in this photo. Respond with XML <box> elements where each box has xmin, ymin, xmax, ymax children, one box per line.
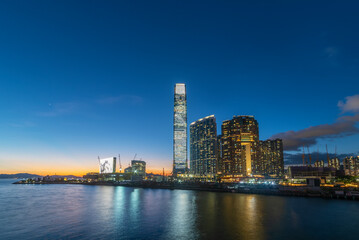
<box><xmin>259</xmin><ymin>139</ymin><xmax>284</xmax><ymax>177</ymax></box>
<box><xmin>219</xmin><ymin>116</ymin><xmax>260</xmax><ymax>177</ymax></box>
<box><xmin>173</xmin><ymin>83</ymin><xmax>188</xmax><ymax>175</ymax></box>
<box><xmin>190</xmin><ymin>115</ymin><xmax>217</xmax><ymax>180</ymax></box>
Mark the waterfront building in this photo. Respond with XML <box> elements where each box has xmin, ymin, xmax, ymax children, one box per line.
<box><xmin>124</xmin><ymin>166</ymin><xmax>132</xmax><ymax>173</ymax></box>
<box><xmin>83</xmin><ymin>172</ymin><xmax>100</xmax><ymax>181</ymax></box>
<box><xmin>287</xmin><ymin>166</ymin><xmax>337</xmax><ymax>179</ymax></box>
<box><xmin>173</xmin><ymin>83</ymin><xmax>188</xmax><ymax>176</ymax></box>
<box><xmin>343</xmin><ymin>156</ymin><xmax>359</xmax><ymax>176</ymax></box>
<box><xmin>314</xmin><ymin>160</ymin><xmax>325</xmax><ymax>168</ymax></box>
<box><xmin>217</xmin><ymin>135</ymin><xmax>223</xmax><ymax>176</ymax></box>
<box><xmin>190</xmin><ymin>115</ymin><xmax>217</xmax><ymax>180</ymax></box>
<box><xmin>131</xmin><ymin>160</ymin><xmax>146</xmax><ymax>180</ymax></box>
<box><xmin>259</xmin><ymin>139</ymin><xmax>284</xmax><ymax>177</ymax></box>
<box><xmin>84</xmin><ymin>172</ymin><xmax>131</xmax><ymax>181</ymax></box>
<box><xmin>328</xmin><ymin>157</ymin><xmax>340</xmax><ymax>170</ymax></box>
<box><xmin>98</xmin><ymin>157</ymin><xmax>117</xmax><ymax>174</ymax></box>
<box><xmin>218</xmin><ymin>115</ymin><xmax>260</xmax><ymax>177</ymax></box>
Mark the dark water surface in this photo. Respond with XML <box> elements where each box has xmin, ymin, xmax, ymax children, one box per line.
<box><xmin>1</xmin><ymin>179</ymin><xmax>359</xmax><ymax>240</ymax></box>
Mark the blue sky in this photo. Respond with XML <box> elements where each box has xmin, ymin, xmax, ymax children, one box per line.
<box><xmin>0</xmin><ymin>0</ymin><xmax>359</xmax><ymax>174</ymax></box>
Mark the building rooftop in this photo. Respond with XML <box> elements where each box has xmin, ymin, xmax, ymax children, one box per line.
<box><xmin>190</xmin><ymin>115</ymin><xmax>215</xmax><ymax>125</ymax></box>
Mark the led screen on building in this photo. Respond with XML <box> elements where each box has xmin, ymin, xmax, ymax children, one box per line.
<box><xmin>173</xmin><ymin>83</ymin><xmax>188</xmax><ymax>175</ymax></box>
<box><xmin>99</xmin><ymin>157</ymin><xmax>116</xmax><ymax>174</ymax></box>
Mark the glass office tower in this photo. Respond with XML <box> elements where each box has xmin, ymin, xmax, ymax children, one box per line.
<box><xmin>190</xmin><ymin>115</ymin><xmax>217</xmax><ymax>180</ymax></box>
<box><xmin>173</xmin><ymin>83</ymin><xmax>188</xmax><ymax>175</ymax></box>
<box><xmin>259</xmin><ymin>139</ymin><xmax>284</xmax><ymax>177</ymax></box>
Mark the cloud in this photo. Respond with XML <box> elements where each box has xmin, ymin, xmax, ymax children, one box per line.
<box><xmin>37</xmin><ymin>102</ymin><xmax>80</xmax><ymax>117</ymax></box>
<box><xmin>324</xmin><ymin>47</ymin><xmax>339</xmax><ymax>58</ymax></box>
<box><xmin>338</xmin><ymin>94</ymin><xmax>359</xmax><ymax>113</ymax></box>
<box><xmin>271</xmin><ymin>94</ymin><xmax>359</xmax><ymax>151</ymax></box>
<box><xmin>35</xmin><ymin>95</ymin><xmax>143</xmax><ymax>118</ymax></box>
<box><xmin>9</xmin><ymin>121</ymin><xmax>35</xmax><ymax>128</ymax></box>
<box><xmin>96</xmin><ymin>95</ymin><xmax>143</xmax><ymax>105</ymax></box>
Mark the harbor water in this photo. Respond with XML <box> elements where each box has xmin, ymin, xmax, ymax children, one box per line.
<box><xmin>1</xmin><ymin>179</ymin><xmax>359</xmax><ymax>240</ymax></box>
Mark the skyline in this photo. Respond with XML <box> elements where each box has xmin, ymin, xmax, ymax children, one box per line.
<box><xmin>1</xmin><ymin>1</ymin><xmax>359</xmax><ymax>175</ymax></box>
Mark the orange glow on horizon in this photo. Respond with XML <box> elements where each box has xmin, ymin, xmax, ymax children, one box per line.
<box><xmin>0</xmin><ymin>167</ymin><xmax>172</xmax><ymax>177</ymax></box>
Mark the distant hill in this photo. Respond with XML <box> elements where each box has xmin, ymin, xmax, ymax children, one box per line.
<box><xmin>0</xmin><ymin>173</ymin><xmax>81</xmax><ymax>179</ymax></box>
<box><xmin>50</xmin><ymin>175</ymin><xmax>82</xmax><ymax>179</ymax></box>
<box><xmin>0</xmin><ymin>173</ymin><xmax>42</xmax><ymax>179</ymax></box>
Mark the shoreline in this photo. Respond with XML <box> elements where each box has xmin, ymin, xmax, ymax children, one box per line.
<box><xmin>13</xmin><ymin>180</ymin><xmax>359</xmax><ymax>201</ymax></box>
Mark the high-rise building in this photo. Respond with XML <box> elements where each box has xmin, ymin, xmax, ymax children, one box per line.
<box><xmin>259</xmin><ymin>139</ymin><xmax>284</xmax><ymax>177</ymax></box>
<box><xmin>218</xmin><ymin>115</ymin><xmax>260</xmax><ymax>177</ymax></box>
<box><xmin>217</xmin><ymin>134</ymin><xmax>223</xmax><ymax>176</ymax></box>
<box><xmin>173</xmin><ymin>83</ymin><xmax>188</xmax><ymax>175</ymax></box>
<box><xmin>190</xmin><ymin>115</ymin><xmax>217</xmax><ymax>180</ymax></box>
<box><xmin>343</xmin><ymin>156</ymin><xmax>359</xmax><ymax>176</ymax></box>
<box><xmin>328</xmin><ymin>157</ymin><xmax>340</xmax><ymax>170</ymax></box>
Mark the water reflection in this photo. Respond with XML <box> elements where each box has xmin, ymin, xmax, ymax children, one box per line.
<box><xmin>2</xmin><ymin>180</ymin><xmax>359</xmax><ymax>240</ymax></box>
<box><xmin>191</xmin><ymin>193</ymin><xmax>266</xmax><ymax>239</ymax></box>
<box><xmin>165</xmin><ymin>191</ymin><xmax>199</xmax><ymax>239</ymax></box>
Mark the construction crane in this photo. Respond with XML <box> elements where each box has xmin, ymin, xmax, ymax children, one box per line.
<box><xmin>335</xmin><ymin>145</ymin><xmax>337</xmax><ymax>158</ymax></box>
<box><xmin>133</xmin><ymin>153</ymin><xmax>137</xmax><ymax>160</ymax></box>
<box><xmin>302</xmin><ymin>145</ymin><xmax>306</xmax><ymax>166</ymax></box>
<box><xmin>326</xmin><ymin>144</ymin><xmax>330</xmax><ymax>167</ymax></box>
<box><xmin>307</xmin><ymin>146</ymin><xmax>312</xmax><ymax>166</ymax></box>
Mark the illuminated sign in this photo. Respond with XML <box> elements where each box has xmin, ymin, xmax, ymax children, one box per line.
<box><xmin>99</xmin><ymin>157</ymin><xmax>116</xmax><ymax>174</ymax></box>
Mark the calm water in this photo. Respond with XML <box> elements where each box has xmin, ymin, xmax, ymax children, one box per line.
<box><xmin>1</xmin><ymin>179</ymin><xmax>359</xmax><ymax>240</ymax></box>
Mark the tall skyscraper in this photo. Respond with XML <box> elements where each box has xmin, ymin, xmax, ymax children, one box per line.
<box><xmin>218</xmin><ymin>115</ymin><xmax>259</xmax><ymax>177</ymax></box>
<box><xmin>259</xmin><ymin>139</ymin><xmax>284</xmax><ymax>177</ymax></box>
<box><xmin>173</xmin><ymin>83</ymin><xmax>188</xmax><ymax>175</ymax></box>
<box><xmin>190</xmin><ymin>115</ymin><xmax>217</xmax><ymax>180</ymax></box>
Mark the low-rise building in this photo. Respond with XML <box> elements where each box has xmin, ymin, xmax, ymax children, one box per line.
<box><xmin>131</xmin><ymin>160</ymin><xmax>146</xmax><ymax>181</ymax></box>
<box><xmin>314</xmin><ymin>160</ymin><xmax>325</xmax><ymax>168</ymax></box>
<box><xmin>287</xmin><ymin>166</ymin><xmax>337</xmax><ymax>179</ymax></box>
<box><xmin>343</xmin><ymin>156</ymin><xmax>359</xmax><ymax>176</ymax></box>
<box><xmin>328</xmin><ymin>157</ymin><xmax>340</xmax><ymax>170</ymax></box>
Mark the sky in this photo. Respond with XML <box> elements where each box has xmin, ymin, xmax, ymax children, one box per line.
<box><xmin>1</xmin><ymin>0</ymin><xmax>359</xmax><ymax>175</ymax></box>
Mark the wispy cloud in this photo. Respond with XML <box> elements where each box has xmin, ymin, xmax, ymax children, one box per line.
<box><xmin>271</xmin><ymin>94</ymin><xmax>359</xmax><ymax>151</ymax></box>
<box><xmin>338</xmin><ymin>94</ymin><xmax>359</xmax><ymax>113</ymax></box>
<box><xmin>9</xmin><ymin>121</ymin><xmax>35</xmax><ymax>128</ymax></box>
<box><xmin>324</xmin><ymin>46</ymin><xmax>339</xmax><ymax>58</ymax></box>
<box><xmin>323</xmin><ymin>46</ymin><xmax>341</xmax><ymax>66</ymax></box>
<box><xmin>37</xmin><ymin>102</ymin><xmax>80</xmax><ymax>117</ymax></box>
<box><xmin>96</xmin><ymin>95</ymin><xmax>143</xmax><ymax>105</ymax></box>
<box><xmin>35</xmin><ymin>95</ymin><xmax>143</xmax><ymax>118</ymax></box>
